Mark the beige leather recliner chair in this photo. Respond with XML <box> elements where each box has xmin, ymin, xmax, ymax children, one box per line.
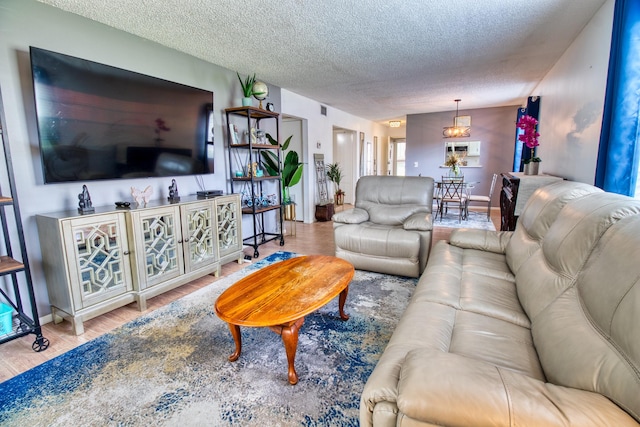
<box><xmin>332</xmin><ymin>176</ymin><xmax>434</xmax><ymax>278</ymax></box>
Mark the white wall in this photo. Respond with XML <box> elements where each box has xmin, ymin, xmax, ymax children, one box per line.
<box><xmin>333</xmin><ymin>130</ymin><xmax>357</xmax><ymax>204</ymax></box>
<box><xmin>281</xmin><ymin>89</ymin><xmax>389</xmax><ymax>221</ymax></box>
<box><xmin>533</xmin><ymin>0</ymin><xmax>614</xmax><ymax>183</ymax></box>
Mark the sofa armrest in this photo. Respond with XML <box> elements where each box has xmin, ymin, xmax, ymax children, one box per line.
<box><xmin>403</xmin><ymin>212</ymin><xmax>433</xmax><ymax>231</ymax></box>
<box><xmin>449</xmin><ymin>229</ymin><xmax>512</xmax><ymax>254</ymax></box>
<box><xmin>397</xmin><ymin>349</ymin><xmax>638</xmax><ymax>426</ymax></box>
<box><xmin>332</xmin><ymin>207</ymin><xmax>369</xmax><ymax>224</ymax></box>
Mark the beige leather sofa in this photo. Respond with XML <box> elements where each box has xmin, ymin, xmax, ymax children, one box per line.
<box><xmin>360</xmin><ymin>180</ymin><xmax>640</xmax><ymax>426</ymax></box>
<box><xmin>333</xmin><ymin>176</ymin><xmax>434</xmax><ymax>278</ymax></box>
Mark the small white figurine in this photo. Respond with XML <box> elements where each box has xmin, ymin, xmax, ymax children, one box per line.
<box><xmin>131</xmin><ymin>185</ymin><xmax>153</xmax><ymax>206</ymax></box>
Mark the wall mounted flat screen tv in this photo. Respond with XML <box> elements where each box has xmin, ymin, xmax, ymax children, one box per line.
<box><xmin>30</xmin><ymin>47</ymin><xmax>213</xmax><ymax>184</ymax></box>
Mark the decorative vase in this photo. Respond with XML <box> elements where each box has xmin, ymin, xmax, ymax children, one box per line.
<box><xmin>242</xmin><ymin>97</ymin><xmax>252</xmax><ymax>107</ymax></box>
<box><xmin>524</xmin><ymin>162</ymin><xmax>540</xmax><ymax>175</ymax></box>
<box><xmin>449</xmin><ymin>165</ymin><xmax>461</xmax><ymax>178</ymax></box>
<box><xmin>283</xmin><ymin>203</ymin><xmax>296</xmax><ymax>221</ymax></box>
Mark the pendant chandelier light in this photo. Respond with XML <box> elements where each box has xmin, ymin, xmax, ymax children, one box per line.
<box><xmin>443</xmin><ymin>99</ymin><xmax>470</xmax><ymax>138</ymax></box>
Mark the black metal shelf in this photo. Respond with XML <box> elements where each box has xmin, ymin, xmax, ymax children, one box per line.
<box><xmin>226</xmin><ymin>106</ymin><xmax>285</xmax><ymax>258</ymax></box>
<box><xmin>0</xmin><ymin>86</ymin><xmax>49</xmax><ymax>352</ymax></box>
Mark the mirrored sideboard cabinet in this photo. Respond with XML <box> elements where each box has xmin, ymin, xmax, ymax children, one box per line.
<box><xmin>36</xmin><ymin>194</ymin><xmax>243</xmax><ymax>335</ymax></box>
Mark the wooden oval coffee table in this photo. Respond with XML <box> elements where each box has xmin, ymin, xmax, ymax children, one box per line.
<box><xmin>214</xmin><ymin>255</ymin><xmax>355</xmax><ymax>384</ymax></box>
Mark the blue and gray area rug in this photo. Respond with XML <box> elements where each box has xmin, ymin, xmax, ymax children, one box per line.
<box><xmin>435</xmin><ymin>209</ymin><xmax>496</xmax><ymax>230</ymax></box>
<box><xmin>0</xmin><ymin>252</ymin><xmax>417</xmax><ymax>426</ymax></box>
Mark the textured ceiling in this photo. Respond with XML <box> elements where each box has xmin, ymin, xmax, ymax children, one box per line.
<box><xmin>36</xmin><ymin>0</ymin><xmax>608</xmax><ymax>123</ymax></box>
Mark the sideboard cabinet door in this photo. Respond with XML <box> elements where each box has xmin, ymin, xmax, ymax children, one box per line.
<box><xmin>38</xmin><ymin>211</ymin><xmax>136</xmax><ymax>335</ymax></box>
<box><xmin>128</xmin><ymin>206</ymin><xmax>183</xmax><ymax>290</ymax></box>
<box><xmin>181</xmin><ymin>200</ymin><xmax>217</xmax><ymax>273</ymax></box>
<box><xmin>215</xmin><ymin>194</ymin><xmax>243</xmax><ymax>264</ymax></box>
<box><xmin>62</xmin><ymin>213</ymin><xmax>133</xmax><ymax>310</ymax></box>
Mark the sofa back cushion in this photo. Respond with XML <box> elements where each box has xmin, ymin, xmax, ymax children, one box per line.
<box><xmin>355</xmin><ymin>176</ymin><xmax>434</xmax><ymax>225</ymax></box>
<box><xmin>531</xmin><ymin>213</ymin><xmax>640</xmax><ymax>422</ymax></box>
<box><xmin>516</xmin><ymin>192</ymin><xmax>640</xmax><ymax>320</ymax></box>
<box><xmin>505</xmin><ymin>181</ymin><xmax>602</xmax><ymax>274</ymax></box>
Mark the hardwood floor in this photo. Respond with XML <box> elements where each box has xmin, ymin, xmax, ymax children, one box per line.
<box><xmin>0</xmin><ymin>207</ymin><xmax>501</xmax><ymax>383</ymax></box>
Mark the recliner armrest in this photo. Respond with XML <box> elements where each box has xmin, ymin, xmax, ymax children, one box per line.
<box><xmin>332</xmin><ymin>207</ymin><xmax>369</xmax><ymax>224</ymax></box>
<box><xmin>449</xmin><ymin>229</ymin><xmax>512</xmax><ymax>254</ymax></box>
<box><xmin>403</xmin><ymin>212</ymin><xmax>433</xmax><ymax>231</ymax></box>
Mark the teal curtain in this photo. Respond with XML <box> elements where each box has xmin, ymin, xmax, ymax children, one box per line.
<box><xmin>595</xmin><ymin>0</ymin><xmax>640</xmax><ymax>196</ymax></box>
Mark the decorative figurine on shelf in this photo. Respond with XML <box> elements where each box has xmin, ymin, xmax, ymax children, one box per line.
<box><xmin>131</xmin><ymin>185</ymin><xmax>153</xmax><ymax>207</ymax></box>
<box><xmin>77</xmin><ymin>184</ymin><xmax>95</xmax><ymax>214</ymax></box>
<box><xmin>245</xmin><ymin>128</ymin><xmax>257</xmax><ymax>145</ymax></box>
<box><xmin>256</xmin><ymin>129</ymin><xmax>266</xmax><ymax>145</ymax></box>
<box><xmin>167</xmin><ymin>179</ymin><xmax>180</xmax><ymax>202</ymax></box>
<box><xmin>247</xmin><ymin>162</ymin><xmax>259</xmax><ymax>177</ymax></box>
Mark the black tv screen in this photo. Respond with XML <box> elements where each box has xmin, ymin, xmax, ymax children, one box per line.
<box><xmin>30</xmin><ymin>47</ymin><xmax>213</xmax><ymax>183</ymax></box>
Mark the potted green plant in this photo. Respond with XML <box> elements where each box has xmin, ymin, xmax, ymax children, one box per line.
<box><xmin>237</xmin><ymin>72</ymin><xmax>256</xmax><ymax>107</ymax></box>
<box><xmin>261</xmin><ymin>133</ymin><xmax>304</xmax><ymax>209</ymax></box>
<box><xmin>326</xmin><ymin>162</ymin><xmax>345</xmax><ymax>205</ymax></box>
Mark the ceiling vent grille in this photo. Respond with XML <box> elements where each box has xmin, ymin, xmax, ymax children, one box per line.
<box><xmin>320</xmin><ymin>105</ymin><xmax>327</xmax><ymax>116</ymax></box>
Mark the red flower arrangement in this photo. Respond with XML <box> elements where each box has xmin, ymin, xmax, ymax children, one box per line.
<box><xmin>517</xmin><ymin>114</ymin><xmax>541</xmax><ymax>163</ymax></box>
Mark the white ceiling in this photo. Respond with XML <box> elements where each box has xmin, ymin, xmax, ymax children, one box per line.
<box><xmin>36</xmin><ymin>0</ymin><xmax>608</xmax><ymax>123</ymax></box>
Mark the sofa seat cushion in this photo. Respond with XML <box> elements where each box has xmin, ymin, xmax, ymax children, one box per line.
<box><xmin>361</xmin><ymin>300</ymin><xmax>545</xmax><ymax>424</ymax></box>
<box><xmin>396</xmin><ymin>349</ymin><xmax>639</xmax><ymax>426</ymax></box>
<box><xmin>334</xmin><ymin>222</ymin><xmax>420</xmax><ymax>260</ymax></box>
<box><xmin>414</xmin><ymin>240</ymin><xmax>528</xmax><ymax>328</ymax></box>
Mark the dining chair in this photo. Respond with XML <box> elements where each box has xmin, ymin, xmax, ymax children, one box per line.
<box><xmin>437</xmin><ymin>177</ymin><xmax>467</xmax><ymax>223</ymax></box>
<box><xmin>467</xmin><ymin>173</ymin><xmax>498</xmax><ymax>221</ymax></box>
<box><xmin>435</xmin><ymin>176</ymin><xmax>464</xmax><ymax>217</ymax></box>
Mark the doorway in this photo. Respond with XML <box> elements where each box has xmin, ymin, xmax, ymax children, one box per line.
<box><xmin>282</xmin><ymin>115</ymin><xmax>305</xmax><ymax>221</ymax></box>
<box><xmin>390</xmin><ymin>138</ymin><xmax>406</xmax><ymax>176</ymax></box>
<box><xmin>332</xmin><ymin>127</ymin><xmax>357</xmax><ymax>204</ymax></box>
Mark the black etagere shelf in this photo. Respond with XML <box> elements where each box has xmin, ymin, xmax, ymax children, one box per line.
<box><xmin>0</xmin><ymin>87</ymin><xmax>49</xmax><ymax>352</ymax></box>
<box><xmin>226</xmin><ymin>106</ymin><xmax>284</xmax><ymax>258</ymax></box>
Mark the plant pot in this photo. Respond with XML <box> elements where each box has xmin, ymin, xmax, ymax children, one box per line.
<box><xmin>335</xmin><ymin>193</ymin><xmax>345</xmax><ymax>206</ymax></box>
<box><xmin>283</xmin><ymin>203</ymin><xmax>296</xmax><ymax>221</ymax></box>
<box><xmin>524</xmin><ymin>162</ymin><xmax>540</xmax><ymax>175</ymax></box>
<box><xmin>242</xmin><ymin>97</ymin><xmax>252</xmax><ymax>107</ymax></box>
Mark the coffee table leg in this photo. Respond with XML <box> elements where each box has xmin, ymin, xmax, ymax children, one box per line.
<box><xmin>271</xmin><ymin>317</ymin><xmax>305</xmax><ymax>385</ymax></box>
<box><xmin>227</xmin><ymin>323</ymin><xmax>242</xmax><ymax>362</ymax></box>
<box><xmin>338</xmin><ymin>286</ymin><xmax>350</xmax><ymax>320</ymax></box>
